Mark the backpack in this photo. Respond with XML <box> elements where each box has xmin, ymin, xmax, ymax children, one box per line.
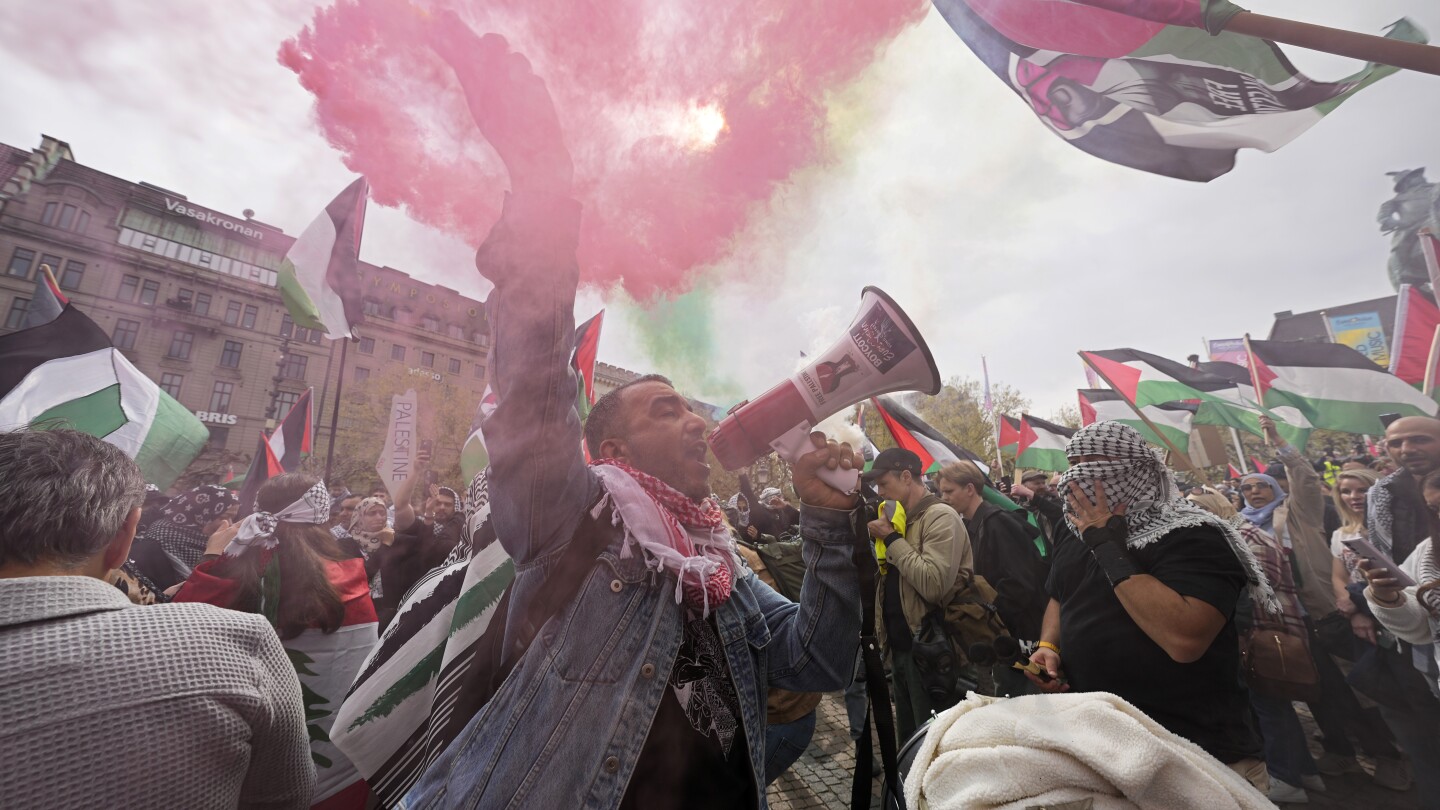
<box><xmin>754</xmin><ymin>538</ymin><xmax>807</xmax><ymax>602</ymax></box>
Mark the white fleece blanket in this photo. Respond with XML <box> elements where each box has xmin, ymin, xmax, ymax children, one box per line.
<box><xmin>904</xmin><ymin>692</ymin><xmax>1275</xmax><ymax>810</ymax></box>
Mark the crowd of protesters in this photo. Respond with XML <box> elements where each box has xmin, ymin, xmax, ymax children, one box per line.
<box><xmin>8</xmin><ymin>16</ymin><xmax>1440</xmax><ymax>810</ymax></box>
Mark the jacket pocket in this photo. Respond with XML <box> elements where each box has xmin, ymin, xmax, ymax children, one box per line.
<box><xmin>538</xmin><ymin>564</ymin><xmax>650</xmax><ymax>684</ymax></box>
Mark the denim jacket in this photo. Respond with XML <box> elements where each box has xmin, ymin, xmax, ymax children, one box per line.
<box><xmin>401</xmin><ymin>194</ymin><xmax>861</xmax><ymax>809</ymax></box>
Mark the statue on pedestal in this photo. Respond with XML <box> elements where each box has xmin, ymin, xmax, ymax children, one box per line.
<box><xmin>1378</xmin><ymin>168</ymin><xmax>1440</xmax><ymax>291</ymax></box>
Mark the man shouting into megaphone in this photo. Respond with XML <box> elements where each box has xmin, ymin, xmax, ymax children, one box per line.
<box><xmin>404</xmin><ymin>15</ymin><xmax>863</xmax><ymax>810</ymax></box>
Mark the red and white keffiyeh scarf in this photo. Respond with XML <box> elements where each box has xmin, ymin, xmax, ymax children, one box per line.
<box><xmin>591</xmin><ymin>458</ymin><xmax>733</xmax><ymax>615</ymax></box>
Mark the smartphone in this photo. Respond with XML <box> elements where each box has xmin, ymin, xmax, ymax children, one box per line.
<box><xmin>420</xmin><ymin>439</ymin><xmax>434</xmax><ymax>457</ymax></box>
<box><xmin>1342</xmin><ymin>538</ymin><xmax>1417</xmax><ymax>587</ymax></box>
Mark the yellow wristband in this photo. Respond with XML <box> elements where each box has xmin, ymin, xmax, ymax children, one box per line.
<box><xmin>1037</xmin><ymin>640</ymin><xmax>1060</xmax><ymax>656</ymax></box>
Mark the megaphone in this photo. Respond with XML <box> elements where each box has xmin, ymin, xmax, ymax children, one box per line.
<box><xmin>709</xmin><ymin>286</ymin><xmax>941</xmax><ymax>491</ymax></box>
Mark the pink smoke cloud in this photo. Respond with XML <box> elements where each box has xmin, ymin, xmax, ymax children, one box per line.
<box><xmin>279</xmin><ymin>0</ymin><xmax>927</xmax><ymax>298</ymax></box>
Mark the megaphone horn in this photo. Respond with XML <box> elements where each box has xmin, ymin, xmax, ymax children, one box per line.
<box><xmin>708</xmin><ymin>287</ymin><xmax>941</xmax><ymax>478</ymax></box>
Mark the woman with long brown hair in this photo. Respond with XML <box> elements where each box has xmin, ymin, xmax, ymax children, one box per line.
<box><xmin>174</xmin><ymin>473</ymin><xmax>377</xmax><ymax>809</ymax></box>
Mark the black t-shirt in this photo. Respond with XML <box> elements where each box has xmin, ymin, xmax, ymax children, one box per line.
<box><xmin>1045</xmin><ymin>524</ymin><xmax>1261</xmax><ymax>763</ymax></box>
<box><xmin>619</xmin><ymin>611</ymin><xmax>756</xmax><ymax>810</ymax></box>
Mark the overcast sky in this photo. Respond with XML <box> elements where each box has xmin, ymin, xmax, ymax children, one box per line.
<box><xmin>3</xmin><ymin>0</ymin><xmax>1437</xmax><ymax>425</ymax></box>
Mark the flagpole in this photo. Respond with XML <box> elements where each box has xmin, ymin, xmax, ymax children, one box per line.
<box><xmin>1078</xmin><ymin>352</ymin><xmax>1209</xmax><ymax>483</ymax></box>
<box><xmin>1423</xmin><ymin>324</ymin><xmax>1440</xmax><ymax>398</ymax></box>
<box><xmin>1230</xmin><ymin>427</ymin><xmax>1249</xmax><ymax>474</ymax></box>
<box><xmin>1224</xmin><ymin>11</ymin><xmax>1440</xmax><ymax>77</ymax></box>
<box><xmin>1241</xmin><ymin>334</ymin><xmax>1271</xmax><ymax>449</ymax></box>
<box><xmin>323</xmin><ymin>338</ymin><xmax>351</xmax><ymax>481</ymax></box>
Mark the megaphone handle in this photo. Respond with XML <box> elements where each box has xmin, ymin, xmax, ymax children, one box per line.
<box><xmin>770</xmin><ymin>424</ymin><xmax>861</xmax><ymax>495</ymax></box>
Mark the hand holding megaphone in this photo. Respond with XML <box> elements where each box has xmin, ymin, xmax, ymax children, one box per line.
<box><xmin>792</xmin><ymin>432</ymin><xmax>861</xmax><ymax>510</ymax></box>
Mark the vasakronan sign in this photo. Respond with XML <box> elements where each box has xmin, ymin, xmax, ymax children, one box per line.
<box><xmin>165</xmin><ymin>198</ymin><xmax>265</xmax><ymax>241</ymax></box>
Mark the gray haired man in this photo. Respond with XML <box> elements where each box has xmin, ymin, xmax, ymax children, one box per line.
<box><xmin>0</xmin><ymin>429</ymin><xmax>315</xmax><ymax>809</ymax></box>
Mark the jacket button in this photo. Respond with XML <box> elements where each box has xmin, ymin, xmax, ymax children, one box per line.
<box><xmin>610</xmin><ymin>579</ymin><xmax>623</xmax><ymax>593</ymax></box>
<box><xmin>641</xmin><ymin>663</ymin><xmax>656</xmax><ymax>678</ymax></box>
<box><xmin>604</xmin><ymin>756</ymin><xmax>620</xmax><ymax>773</ymax></box>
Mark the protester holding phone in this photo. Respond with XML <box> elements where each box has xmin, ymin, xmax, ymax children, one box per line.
<box><xmin>1362</xmin><ymin>469</ymin><xmax>1440</xmax><ymax>698</ymax></box>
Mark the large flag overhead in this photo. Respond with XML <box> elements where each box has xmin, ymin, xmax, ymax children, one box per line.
<box><xmin>1017</xmin><ymin>414</ymin><xmax>1075</xmax><ymax>472</ymax></box>
<box><xmin>931</xmin><ymin>0</ymin><xmax>1423</xmax><ymax>182</ymax></box>
<box><xmin>1390</xmin><ymin>284</ymin><xmax>1440</xmax><ymax>386</ymax></box>
<box><xmin>268</xmin><ymin>387</ymin><xmax>313</xmax><ymax>472</ymax></box>
<box><xmin>1078</xmin><ymin>388</ymin><xmax>1195</xmax><ymax>452</ymax></box>
<box><xmin>1248</xmin><ymin>339</ymin><xmax>1439</xmax><ymax>435</ymax></box>
<box><xmin>0</xmin><ymin>305</ymin><xmax>209</xmax><ymax>489</ymax></box>
<box><xmin>277</xmin><ymin>177</ymin><xmax>368</xmax><ymax>339</ymax></box>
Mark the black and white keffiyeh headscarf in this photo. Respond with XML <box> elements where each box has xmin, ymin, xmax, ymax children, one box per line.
<box><xmin>145</xmin><ymin>484</ymin><xmax>238</xmax><ymax>570</ymax></box>
<box><xmin>1057</xmin><ymin>421</ymin><xmax>1279</xmax><ymax>614</ymax></box>
<box><xmin>222</xmin><ymin>481</ymin><xmax>332</xmax><ymax>558</ymax></box>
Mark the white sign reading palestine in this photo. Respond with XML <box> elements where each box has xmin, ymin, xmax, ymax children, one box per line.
<box><xmin>376</xmin><ymin>389</ymin><xmax>418</xmax><ymax>501</ymax></box>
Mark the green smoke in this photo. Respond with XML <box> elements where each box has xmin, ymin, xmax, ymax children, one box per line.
<box><xmin>624</xmin><ymin>286</ymin><xmax>743</xmax><ymax>407</ymax></box>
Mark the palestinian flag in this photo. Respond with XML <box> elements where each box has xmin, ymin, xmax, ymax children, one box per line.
<box><xmin>1078</xmin><ymin>388</ymin><xmax>1195</xmax><ymax>451</ymax></box>
<box><xmin>871</xmin><ymin>395</ymin><xmax>989</xmax><ymax>475</ymax></box>
<box><xmin>1390</xmin><ymin>284</ymin><xmax>1440</xmax><ymax>386</ymax></box>
<box><xmin>998</xmin><ymin>414</ymin><xmax>1023</xmax><ymax>454</ymax></box>
<box><xmin>459</xmin><ymin>387</ymin><xmax>498</xmax><ymax>484</ymax></box>
<box><xmin>1228</xmin><ymin>462</ymin><xmax>1243</xmax><ymax>480</ymax></box>
<box><xmin>871</xmin><ymin>395</ymin><xmax>1045</xmax><ymax>554</ymax></box>
<box><xmin>1247</xmin><ymin>339</ymin><xmax>1438</xmax><ymax>435</ymax></box>
<box><xmin>23</xmin><ymin>263</ymin><xmax>68</xmax><ymax>328</ymax></box>
<box><xmin>278</xmin><ymin>177</ymin><xmax>368</xmax><ymax>339</ymax></box>
<box><xmin>932</xmin><ymin>0</ymin><xmax>1422</xmax><ymax>182</ymax></box>
<box><xmin>1016</xmin><ymin>414</ymin><xmax>1075</xmax><ymax>472</ymax></box>
<box><xmin>572</xmin><ymin>310</ymin><xmax>604</xmax><ymax>421</ymax></box>
<box><xmin>0</xmin><ymin>305</ymin><xmax>209</xmax><ymax>489</ymax></box>
<box><xmin>268</xmin><ymin>387</ymin><xmax>313</xmax><ymax>473</ymax></box>
<box><xmin>1082</xmin><ymin>348</ymin><xmax>1310</xmax><ymax>447</ymax></box>
<box><xmin>236</xmin><ymin>433</ymin><xmax>284</xmax><ymax>518</ymax></box>
<box><xmin>1251</xmin><ymin>455</ymin><xmax>1267</xmax><ymax>473</ymax></box>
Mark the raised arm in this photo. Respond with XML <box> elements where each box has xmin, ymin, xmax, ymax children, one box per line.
<box><xmin>432</xmin><ymin>18</ymin><xmax>592</xmax><ymax>563</ymax></box>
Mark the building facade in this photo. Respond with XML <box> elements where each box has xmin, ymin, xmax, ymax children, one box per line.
<box><xmin>0</xmin><ymin>135</ymin><xmax>496</xmax><ymax>483</ymax></box>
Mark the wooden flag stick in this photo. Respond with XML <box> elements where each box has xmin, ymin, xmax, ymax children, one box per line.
<box><xmin>1076</xmin><ymin>352</ymin><xmax>1209</xmax><ymax>483</ymax></box>
<box><xmin>1242</xmin><ymin>333</ymin><xmax>1271</xmax><ymax>447</ymax></box>
<box><xmin>1225</xmin><ymin>11</ymin><xmax>1440</xmax><ymax>77</ymax></box>
<box><xmin>1423</xmin><ymin>324</ymin><xmax>1440</xmax><ymax>398</ymax></box>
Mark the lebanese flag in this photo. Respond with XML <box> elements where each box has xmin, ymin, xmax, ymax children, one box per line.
<box><xmin>1390</xmin><ymin>284</ymin><xmax>1440</xmax><ymax>386</ymax></box>
<box><xmin>0</xmin><ymin>304</ymin><xmax>209</xmax><ymax>489</ymax></box>
<box><xmin>277</xmin><ymin>178</ymin><xmax>368</xmax><ymax>339</ymax></box>
<box><xmin>1247</xmin><ymin>339</ymin><xmax>1438</xmax><ymax>435</ymax></box>
<box><xmin>1078</xmin><ymin>388</ymin><xmax>1195</xmax><ymax>451</ymax></box>
<box><xmin>998</xmin><ymin>414</ymin><xmax>1023</xmax><ymax>453</ymax></box>
<box><xmin>268</xmin><ymin>387</ymin><xmax>313</xmax><ymax>473</ymax></box>
<box><xmin>933</xmin><ymin>0</ymin><xmax>1420</xmax><ymax>182</ymax></box>
<box><xmin>236</xmin><ymin>433</ymin><xmax>284</xmax><ymax>518</ymax></box>
<box><xmin>1016</xmin><ymin>414</ymin><xmax>1075</xmax><ymax>472</ymax></box>
<box><xmin>572</xmin><ymin>310</ymin><xmax>604</xmax><ymax>420</ymax></box>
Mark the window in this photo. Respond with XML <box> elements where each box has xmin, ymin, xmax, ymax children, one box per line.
<box><xmin>77</xmin><ymin>210</ymin><xmax>91</xmax><ymax>233</ymax></box>
<box><xmin>175</xmin><ymin>288</ymin><xmax>194</xmax><ymax>307</ymax></box>
<box><xmin>58</xmin><ymin>260</ymin><xmax>84</xmax><ymax>290</ymax></box>
<box><xmin>112</xmin><ymin>318</ymin><xmax>140</xmax><ymax>350</ymax></box>
<box><xmin>473</xmin><ymin>363</ymin><xmax>485</xmax><ymax>379</ymax></box>
<box><xmin>7</xmin><ymin>247</ymin><xmax>35</xmax><ymax>278</ymax></box>
<box><xmin>242</xmin><ymin>305</ymin><xmax>258</xmax><ymax>329</ymax></box>
<box><xmin>449</xmin><ymin>324</ymin><xmax>466</xmax><ymax>341</ymax></box>
<box><xmin>448</xmin><ymin>358</ymin><xmax>461</xmax><ymax>374</ymax></box>
<box><xmin>206</xmin><ymin>426</ymin><xmax>229</xmax><ymax>450</ymax></box>
<box><xmin>4</xmin><ymin>298</ymin><xmax>29</xmax><ymax>329</ymax></box>
<box><xmin>280</xmin><ymin>353</ymin><xmax>308</xmax><ymax>380</ymax></box>
<box><xmin>421</xmin><ymin>351</ymin><xmax>435</xmax><ymax>368</ymax></box>
<box><xmin>279</xmin><ymin>314</ymin><xmax>294</xmax><ymax>338</ymax></box>
<box><xmin>39</xmin><ymin>254</ymin><xmax>62</xmax><ymax>277</ymax></box>
<box><xmin>355</xmin><ymin>367</ymin><xmax>371</xmax><ymax>382</ymax></box>
<box><xmin>423</xmin><ymin>316</ymin><xmax>440</xmax><ymax>332</ymax></box>
<box><xmin>224</xmin><ymin>301</ymin><xmax>242</xmax><ymax>325</ymax></box>
<box><xmin>210</xmin><ymin>381</ymin><xmax>234</xmax><ymax>412</ymax></box>
<box><xmin>274</xmin><ymin>390</ymin><xmax>300</xmax><ymax>416</ymax></box>
<box><xmin>194</xmin><ymin>293</ymin><xmax>211</xmax><ymax>316</ymax></box>
<box><xmin>140</xmin><ymin>280</ymin><xmax>160</xmax><ymax>306</ymax></box>
<box><xmin>118</xmin><ymin>275</ymin><xmax>140</xmax><ymax>302</ymax></box>
<box><xmin>358</xmin><ymin>336</ymin><xmax>375</xmax><ymax>354</ymax></box>
<box><xmin>391</xmin><ymin>344</ymin><xmax>406</xmax><ymax>361</ymax></box>
<box><xmin>58</xmin><ymin>204</ymin><xmax>76</xmax><ymax>230</ymax></box>
<box><xmin>41</xmin><ymin>202</ymin><xmax>57</xmax><ymax>226</ymax></box>
<box><xmin>159</xmin><ymin>373</ymin><xmax>184</xmax><ymax>398</ymax></box>
<box><xmin>220</xmin><ymin>340</ymin><xmax>243</xmax><ymax>368</ymax></box>
<box><xmin>167</xmin><ymin>330</ymin><xmax>194</xmax><ymax>360</ymax></box>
